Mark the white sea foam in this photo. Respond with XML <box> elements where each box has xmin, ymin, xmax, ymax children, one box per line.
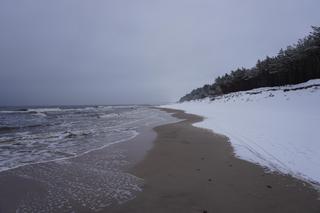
<box><xmin>99</xmin><ymin>113</ymin><xmax>119</xmax><ymax>119</ymax></box>
<box><xmin>27</xmin><ymin>108</ymin><xmax>62</xmax><ymax>113</ymax></box>
<box><xmin>0</xmin><ymin>110</ymin><xmax>27</xmax><ymax>114</ymax></box>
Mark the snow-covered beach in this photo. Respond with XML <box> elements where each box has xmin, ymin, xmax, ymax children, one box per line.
<box><xmin>163</xmin><ymin>79</ymin><xmax>320</xmax><ymax>186</ymax></box>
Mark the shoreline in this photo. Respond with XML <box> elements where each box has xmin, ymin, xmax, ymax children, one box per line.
<box><xmin>0</xmin><ymin>108</ymin><xmax>319</xmax><ymax>212</ymax></box>
<box><xmin>0</xmin><ymin>117</ymin><xmax>167</xmax><ymax>213</ymax></box>
<box><xmin>0</xmin><ymin>130</ymin><xmax>139</xmax><ymax>174</ymax></box>
<box><xmin>109</xmin><ymin>108</ymin><xmax>320</xmax><ymax>213</ymax></box>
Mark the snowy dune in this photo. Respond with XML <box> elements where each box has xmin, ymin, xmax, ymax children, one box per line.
<box><xmin>163</xmin><ymin>79</ymin><xmax>320</xmax><ymax>186</ymax></box>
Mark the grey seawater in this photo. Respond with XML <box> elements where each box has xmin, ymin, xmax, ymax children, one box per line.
<box><xmin>0</xmin><ymin>106</ymin><xmax>178</xmax><ymax>212</ymax></box>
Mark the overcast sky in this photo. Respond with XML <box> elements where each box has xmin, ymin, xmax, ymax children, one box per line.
<box><xmin>0</xmin><ymin>0</ymin><xmax>320</xmax><ymax>106</ymax></box>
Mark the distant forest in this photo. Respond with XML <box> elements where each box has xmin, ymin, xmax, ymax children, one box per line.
<box><xmin>180</xmin><ymin>26</ymin><xmax>320</xmax><ymax>102</ymax></box>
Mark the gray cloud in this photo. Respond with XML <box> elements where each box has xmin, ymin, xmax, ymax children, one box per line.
<box><xmin>1</xmin><ymin>0</ymin><xmax>320</xmax><ymax>105</ymax></box>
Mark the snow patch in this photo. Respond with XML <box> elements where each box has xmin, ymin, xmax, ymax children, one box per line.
<box><xmin>163</xmin><ymin>79</ymin><xmax>320</xmax><ymax>186</ymax></box>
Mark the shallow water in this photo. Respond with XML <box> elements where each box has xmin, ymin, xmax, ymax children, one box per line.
<box><xmin>0</xmin><ymin>106</ymin><xmax>178</xmax><ymax>212</ymax></box>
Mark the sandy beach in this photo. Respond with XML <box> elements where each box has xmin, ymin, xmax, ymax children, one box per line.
<box><xmin>109</xmin><ymin>108</ymin><xmax>320</xmax><ymax>213</ymax></box>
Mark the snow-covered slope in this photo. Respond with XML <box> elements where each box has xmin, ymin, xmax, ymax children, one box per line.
<box><xmin>163</xmin><ymin>79</ymin><xmax>320</xmax><ymax>186</ymax></box>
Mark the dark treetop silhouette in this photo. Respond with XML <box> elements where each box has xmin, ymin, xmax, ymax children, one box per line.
<box><xmin>180</xmin><ymin>26</ymin><xmax>320</xmax><ymax>102</ymax></box>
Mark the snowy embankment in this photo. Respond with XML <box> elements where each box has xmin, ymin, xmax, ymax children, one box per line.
<box><xmin>163</xmin><ymin>79</ymin><xmax>320</xmax><ymax>186</ymax></box>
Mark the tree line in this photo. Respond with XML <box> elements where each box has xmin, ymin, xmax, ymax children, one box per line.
<box><xmin>180</xmin><ymin>26</ymin><xmax>320</xmax><ymax>102</ymax></box>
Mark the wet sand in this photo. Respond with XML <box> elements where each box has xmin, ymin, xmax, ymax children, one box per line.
<box><xmin>109</xmin><ymin>108</ymin><xmax>320</xmax><ymax>213</ymax></box>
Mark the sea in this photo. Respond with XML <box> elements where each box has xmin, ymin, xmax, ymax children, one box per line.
<box><xmin>0</xmin><ymin>105</ymin><xmax>175</xmax><ymax>172</ymax></box>
<box><xmin>0</xmin><ymin>105</ymin><xmax>178</xmax><ymax>212</ymax></box>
